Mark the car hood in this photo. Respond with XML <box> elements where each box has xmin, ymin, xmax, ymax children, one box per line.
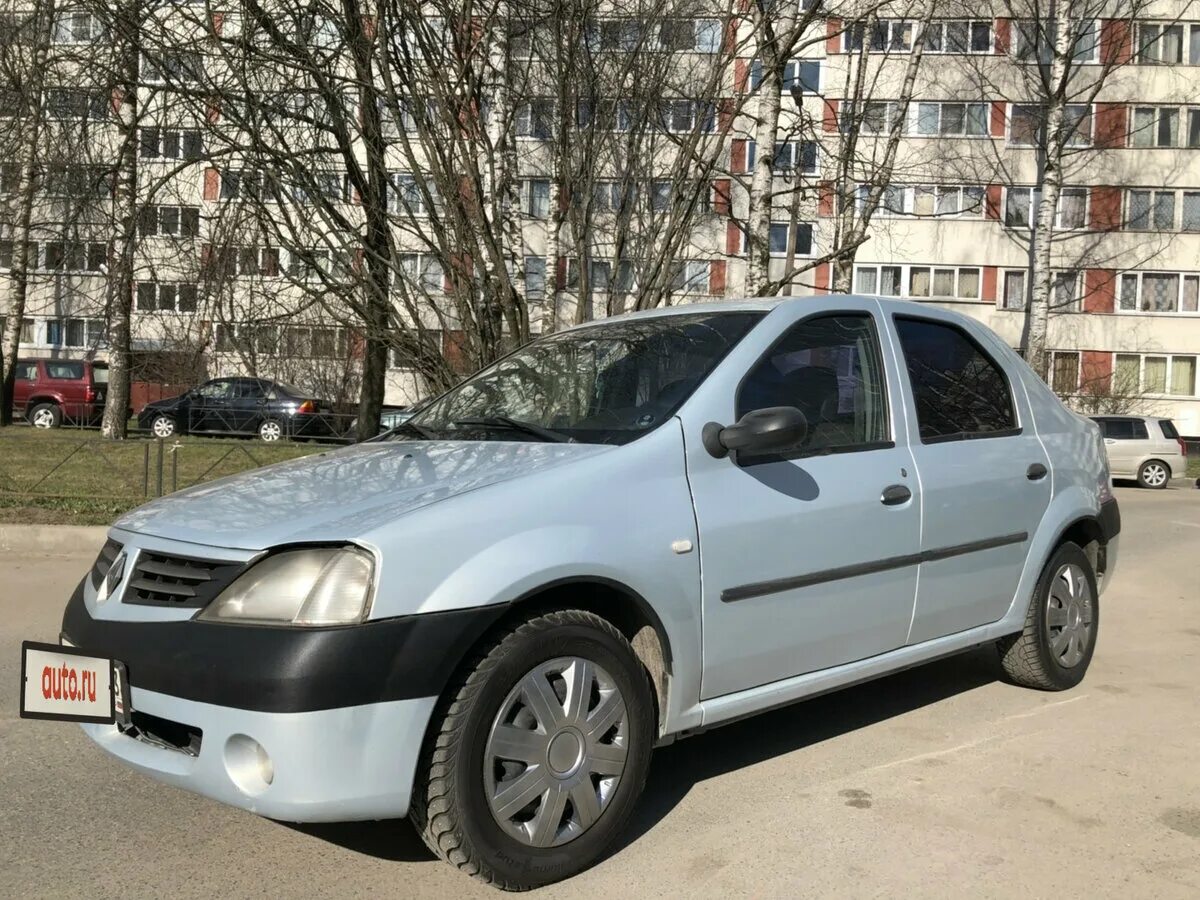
<box><xmin>112</xmin><ymin>440</ymin><xmax>613</xmax><ymax>550</ymax></box>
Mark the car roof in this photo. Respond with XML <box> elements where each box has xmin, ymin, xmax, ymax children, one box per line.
<box><xmin>555</xmin><ymin>295</ymin><xmax>983</xmax><ymax>334</ymax></box>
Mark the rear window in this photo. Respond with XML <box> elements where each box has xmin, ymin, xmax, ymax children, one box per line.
<box><xmin>45</xmin><ymin>361</ymin><xmax>84</xmax><ymax>380</ymax></box>
<box><xmin>1159</xmin><ymin>419</ymin><xmax>1179</xmax><ymax>439</ymax></box>
<box><xmin>92</xmin><ymin>364</ymin><xmax>108</xmax><ymax>384</ymax></box>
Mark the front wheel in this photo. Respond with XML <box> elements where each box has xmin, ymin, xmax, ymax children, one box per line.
<box><xmin>997</xmin><ymin>541</ymin><xmax>1098</xmax><ymax>691</ymax></box>
<box><xmin>150</xmin><ymin>415</ymin><xmax>176</xmax><ymax>438</ymax></box>
<box><xmin>410</xmin><ymin>610</ymin><xmax>655</xmax><ymax>890</ymax></box>
<box><xmin>1137</xmin><ymin>459</ymin><xmax>1170</xmax><ymax>489</ymax></box>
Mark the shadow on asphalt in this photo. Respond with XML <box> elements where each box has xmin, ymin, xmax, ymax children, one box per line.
<box><xmin>285</xmin><ymin>646</ymin><xmax>1001</xmax><ymax>865</ymax></box>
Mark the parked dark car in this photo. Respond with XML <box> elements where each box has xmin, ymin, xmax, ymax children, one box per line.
<box><xmin>137</xmin><ymin>377</ymin><xmax>336</xmax><ymax>441</ymax></box>
<box><xmin>12</xmin><ymin>358</ymin><xmax>109</xmax><ymax>428</ymax></box>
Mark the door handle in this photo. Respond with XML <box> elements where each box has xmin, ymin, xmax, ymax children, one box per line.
<box><xmin>1026</xmin><ymin>463</ymin><xmax>1048</xmax><ymax>481</ymax></box>
<box><xmin>881</xmin><ymin>484</ymin><xmax>911</xmax><ymax>506</ymax></box>
<box><xmin>1104</xmin><ymin>438</ymin><xmax>1116</xmax><ymax>445</ymax></box>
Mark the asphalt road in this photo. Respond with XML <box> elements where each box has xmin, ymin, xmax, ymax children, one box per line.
<box><xmin>3</xmin><ymin>485</ymin><xmax>1199</xmax><ymax>898</ymax></box>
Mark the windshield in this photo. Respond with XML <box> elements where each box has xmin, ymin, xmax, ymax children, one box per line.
<box><xmin>406</xmin><ymin>311</ymin><xmax>763</xmax><ymax>445</ymax></box>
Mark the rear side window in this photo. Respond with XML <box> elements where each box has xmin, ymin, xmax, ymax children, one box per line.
<box><xmin>45</xmin><ymin>361</ymin><xmax>84</xmax><ymax>380</ymax></box>
<box><xmin>1159</xmin><ymin>419</ymin><xmax>1179</xmax><ymax>439</ymax></box>
<box><xmin>92</xmin><ymin>365</ymin><xmax>108</xmax><ymax>384</ymax></box>
<box><xmin>1103</xmin><ymin>419</ymin><xmax>1147</xmax><ymax>439</ymax></box>
<box><xmin>893</xmin><ymin>316</ymin><xmax>1017</xmax><ymax>443</ymax></box>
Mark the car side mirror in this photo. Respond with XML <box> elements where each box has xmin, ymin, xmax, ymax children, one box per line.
<box><xmin>702</xmin><ymin>406</ymin><xmax>808</xmax><ymax>460</ymax></box>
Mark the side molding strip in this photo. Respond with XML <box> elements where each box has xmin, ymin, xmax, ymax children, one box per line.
<box><xmin>721</xmin><ymin>532</ymin><xmax>1029</xmax><ymax>603</ymax></box>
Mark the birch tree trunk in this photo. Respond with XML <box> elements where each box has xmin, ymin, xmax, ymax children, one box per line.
<box><xmin>745</xmin><ymin>68</ymin><xmax>782</xmax><ymax>295</ymax></box>
<box><xmin>1</xmin><ymin>0</ymin><xmax>55</xmax><ymax>427</ymax></box>
<box><xmin>100</xmin><ymin>0</ymin><xmax>141</xmax><ymax>439</ymax></box>
<box><xmin>1025</xmin><ymin>0</ymin><xmax>1074</xmax><ymax>378</ymax></box>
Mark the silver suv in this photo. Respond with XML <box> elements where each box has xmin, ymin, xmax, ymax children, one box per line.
<box><xmin>1091</xmin><ymin>415</ymin><xmax>1188</xmax><ymax>489</ymax></box>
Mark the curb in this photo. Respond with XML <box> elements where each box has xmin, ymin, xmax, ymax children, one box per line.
<box><xmin>0</xmin><ymin>525</ymin><xmax>108</xmax><ymax>555</ymax></box>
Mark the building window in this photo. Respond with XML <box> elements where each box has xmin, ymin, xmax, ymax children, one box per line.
<box><xmin>41</xmin><ymin>240</ymin><xmax>106</xmax><ymax>272</ymax></box>
<box><xmin>657</xmin><ymin>18</ymin><xmax>722</xmax><ymax>53</ymax></box>
<box><xmin>286</xmin><ymin>247</ymin><xmax>351</xmax><ymax>282</ymax></box>
<box><xmin>1015</xmin><ymin>19</ymin><xmax>1098</xmax><ymax>63</ymax></box>
<box><xmin>759</xmin><ymin>222</ymin><xmax>814</xmax><ymax>256</ymax></box>
<box><xmin>911</xmin><ymin>184</ymin><xmax>986</xmax><ymax>217</ymax></box>
<box><xmin>396</xmin><ymin>252</ymin><xmax>444</xmax><ymax>293</ymax></box>
<box><xmin>748</xmin><ymin>59</ymin><xmax>820</xmax><ymax>93</ymax></box>
<box><xmin>926</xmin><ymin>20</ymin><xmax>993</xmax><ymax>53</ymax></box>
<box><xmin>854</xmin><ymin>265</ymin><xmax>902</xmax><ymax>296</ymax></box>
<box><xmin>1131</xmin><ymin>106</ymin><xmax>1186</xmax><ymax>147</ymax></box>
<box><xmin>524</xmin><ymin>256</ymin><xmax>545</xmax><ymax>300</ymax></box>
<box><xmin>1001</xmin><ymin>270</ymin><xmax>1027</xmax><ymax>310</ymax></box>
<box><xmin>670</xmin><ymin>260</ymin><xmax>710</xmax><ymax>294</ymax></box>
<box><xmin>591</xmin><ymin>180</ymin><xmax>632</xmax><ymax>213</ymax></box>
<box><xmin>1118</xmin><ymin>271</ymin><xmax>1200</xmax><ymax>313</ymax></box>
<box><xmin>844</xmin><ymin>19</ymin><xmax>913</xmax><ymax>52</ymax></box>
<box><xmin>515</xmin><ymin>99</ymin><xmax>554</xmax><ymax>139</ymax></box>
<box><xmin>139</xmin><ymin>204</ymin><xmax>200</xmax><ymax>238</ymax></box>
<box><xmin>520</xmin><ymin>178</ymin><xmax>550</xmax><ymax>218</ymax></box>
<box><xmin>1050</xmin><ymin>351</ymin><xmax>1080</xmax><ymax>394</ymax></box>
<box><xmin>136</xmin><ymin>282</ymin><xmax>198</xmax><ymax>312</ymax></box>
<box><xmin>45</xmin><ymin>318</ymin><xmax>104</xmax><ymax>348</ymax></box>
<box><xmin>139</xmin><ymin>127</ymin><xmax>202</xmax><ymax>160</ymax></box>
<box><xmin>142</xmin><ymin>51</ymin><xmax>203</xmax><ymax>84</ymax></box>
<box><xmin>44</xmin><ymin>164</ymin><xmax>110</xmax><ymax>197</ymax></box>
<box><xmin>913</xmin><ymin>101</ymin><xmax>989</xmax><ymax>137</ymax></box>
<box><xmin>1053</xmin><ymin>271</ymin><xmax>1081</xmax><ymax>311</ymax></box>
<box><xmin>1183</xmin><ymin>192</ymin><xmax>1200</xmax><ymax>231</ymax></box>
<box><xmin>52</xmin><ymin>11</ymin><xmax>103</xmax><ymax>44</ymax></box>
<box><xmin>1116</xmin><ymin>353</ymin><xmax>1198</xmax><ymax>396</ymax></box>
<box><xmin>1136</xmin><ymin>23</ymin><xmax>1189</xmax><ymax>64</ymax></box>
<box><xmin>387</xmin><ymin>173</ymin><xmax>438</xmax><ymax>215</ymax></box>
<box><xmin>1004</xmin><ymin>188</ymin><xmax>1087</xmax><ymax>230</ymax></box>
<box><xmin>659</xmin><ymin>99</ymin><xmax>715</xmax><ymax>134</ymax></box>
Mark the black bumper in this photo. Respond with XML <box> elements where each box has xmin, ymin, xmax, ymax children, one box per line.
<box><xmin>60</xmin><ymin>580</ymin><xmax>505</xmax><ymax>714</ymax></box>
<box><xmin>1099</xmin><ymin>497</ymin><xmax>1121</xmax><ymax>542</ymax></box>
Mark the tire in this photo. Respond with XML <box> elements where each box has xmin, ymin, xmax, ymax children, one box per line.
<box><xmin>258</xmin><ymin>419</ymin><xmax>283</xmax><ymax>442</ymax></box>
<box><xmin>410</xmin><ymin>610</ymin><xmax>655</xmax><ymax>891</ymax></box>
<box><xmin>1137</xmin><ymin>459</ymin><xmax>1170</xmax><ymax>489</ymax></box>
<box><xmin>28</xmin><ymin>403</ymin><xmax>61</xmax><ymax>429</ymax></box>
<box><xmin>997</xmin><ymin>541</ymin><xmax>1098</xmax><ymax>691</ymax></box>
<box><xmin>150</xmin><ymin>415</ymin><xmax>176</xmax><ymax>439</ymax></box>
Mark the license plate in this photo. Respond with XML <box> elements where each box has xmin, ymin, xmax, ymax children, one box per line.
<box><xmin>20</xmin><ymin>641</ymin><xmax>116</xmax><ymax>724</ymax></box>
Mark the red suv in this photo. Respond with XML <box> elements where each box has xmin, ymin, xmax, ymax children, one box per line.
<box><xmin>12</xmin><ymin>358</ymin><xmax>109</xmax><ymax>427</ymax></box>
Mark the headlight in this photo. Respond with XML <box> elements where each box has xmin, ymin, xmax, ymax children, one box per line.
<box><xmin>198</xmin><ymin>546</ymin><xmax>375</xmax><ymax>626</ymax></box>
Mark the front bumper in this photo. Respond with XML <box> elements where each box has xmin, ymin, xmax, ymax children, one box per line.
<box><xmin>60</xmin><ymin>572</ymin><xmax>505</xmax><ymax>821</ymax></box>
<box><xmin>83</xmin><ymin>688</ymin><xmax>436</xmax><ymax>822</ymax></box>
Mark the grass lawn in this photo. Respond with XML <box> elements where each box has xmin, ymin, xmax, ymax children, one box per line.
<box><xmin>1189</xmin><ymin>455</ymin><xmax>1200</xmax><ymax>481</ymax></box>
<box><xmin>0</xmin><ymin>427</ymin><xmax>334</xmax><ymax>525</ymax></box>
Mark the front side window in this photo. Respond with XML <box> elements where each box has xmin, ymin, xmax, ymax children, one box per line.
<box><xmin>736</xmin><ymin>314</ymin><xmax>889</xmax><ymax>460</ymax></box>
<box><xmin>894</xmin><ymin>317</ymin><xmax>1018</xmax><ymax>442</ymax></box>
<box><xmin>408</xmin><ymin>312</ymin><xmax>762</xmax><ymax>445</ymax></box>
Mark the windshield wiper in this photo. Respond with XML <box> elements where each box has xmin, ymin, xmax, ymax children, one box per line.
<box><xmin>452</xmin><ymin>416</ymin><xmax>573</xmax><ymax>443</ymax></box>
<box><xmin>379</xmin><ymin>419</ymin><xmax>437</xmax><ymax>441</ymax></box>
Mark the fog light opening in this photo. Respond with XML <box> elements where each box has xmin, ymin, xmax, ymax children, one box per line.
<box><xmin>224</xmin><ymin>734</ymin><xmax>274</xmax><ymax>795</ymax></box>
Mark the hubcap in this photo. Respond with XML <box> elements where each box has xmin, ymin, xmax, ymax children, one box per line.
<box><xmin>484</xmin><ymin>657</ymin><xmax>628</xmax><ymax>848</ymax></box>
<box><xmin>32</xmin><ymin>409</ymin><xmax>54</xmax><ymax>428</ymax></box>
<box><xmin>261</xmin><ymin>422</ymin><xmax>281</xmax><ymax>441</ymax></box>
<box><xmin>153</xmin><ymin>417</ymin><xmax>173</xmax><ymax>437</ymax></box>
<box><xmin>1046</xmin><ymin>563</ymin><xmax>1094</xmax><ymax>668</ymax></box>
<box><xmin>1143</xmin><ymin>463</ymin><xmax>1167</xmax><ymax>486</ymax></box>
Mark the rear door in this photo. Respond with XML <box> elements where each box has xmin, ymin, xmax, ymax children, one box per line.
<box><xmin>891</xmin><ymin>313</ymin><xmax>1052</xmax><ymax>643</ymax></box>
<box><xmin>1099</xmin><ymin>418</ymin><xmax>1144</xmax><ymax>477</ymax></box>
<box><xmin>229</xmin><ymin>378</ymin><xmax>268</xmax><ymax>433</ymax></box>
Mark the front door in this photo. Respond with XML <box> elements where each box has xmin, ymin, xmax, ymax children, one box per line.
<box><xmin>684</xmin><ymin>303</ymin><xmax>922</xmax><ymax>700</ymax></box>
<box><xmin>890</xmin><ymin>314</ymin><xmax>1053</xmax><ymax>644</ymax></box>
<box><xmin>190</xmin><ymin>379</ymin><xmax>235</xmax><ymax>433</ymax></box>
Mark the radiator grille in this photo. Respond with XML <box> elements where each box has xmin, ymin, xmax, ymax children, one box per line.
<box><xmin>123</xmin><ymin>551</ymin><xmax>242</xmax><ymax>608</ymax></box>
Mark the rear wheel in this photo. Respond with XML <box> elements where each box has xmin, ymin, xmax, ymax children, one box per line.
<box><xmin>997</xmin><ymin>541</ymin><xmax>1098</xmax><ymax>691</ymax></box>
<box><xmin>28</xmin><ymin>403</ymin><xmax>61</xmax><ymax>429</ymax></box>
<box><xmin>410</xmin><ymin>610</ymin><xmax>654</xmax><ymax>890</ymax></box>
<box><xmin>1137</xmin><ymin>459</ymin><xmax>1170</xmax><ymax>489</ymax></box>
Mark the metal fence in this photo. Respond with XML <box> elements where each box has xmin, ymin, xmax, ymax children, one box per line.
<box><xmin>0</xmin><ymin>433</ymin><xmax>329</xmax><ymax>504</ymax></box>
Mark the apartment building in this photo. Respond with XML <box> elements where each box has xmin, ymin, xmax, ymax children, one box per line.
<box><xmin>3</xmin><ymin>2</ymin><xmax>1199</xmax><ymax>435</ymax></box>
